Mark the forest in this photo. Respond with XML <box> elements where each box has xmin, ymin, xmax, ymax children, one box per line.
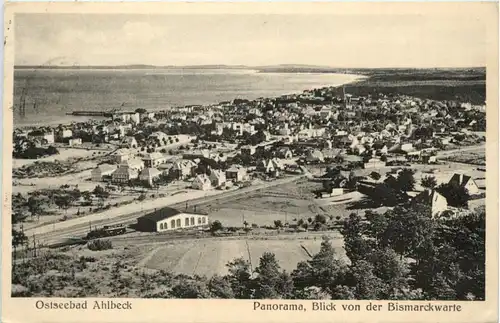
<box><xmin>12</xmin><ymin>203</ymin><xmax>485</xmax><ymax>300</ymax></box>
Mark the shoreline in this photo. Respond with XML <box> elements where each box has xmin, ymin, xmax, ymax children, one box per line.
<box><xmin>13</xmin><ymin>72</ymin><xmax>367</xmax><ymax>129</ymax></box>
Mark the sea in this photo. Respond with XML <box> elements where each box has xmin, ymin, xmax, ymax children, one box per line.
<box><xmin>13</xmin><ymin>68</ymin><xmax>363</xmax><ymax>127</ymax></box>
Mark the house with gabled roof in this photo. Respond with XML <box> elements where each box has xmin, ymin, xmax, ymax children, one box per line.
<box><xmin>226</xmin><ymin>165</ymin><xmax>248</xmax><ymax>182</ymax></box>
<box><xmin>448</xmin><ymin>173</ymin><xmax>480</xmax><ymax>195</ymax></box>
<box><xmin>120</xmin><ymin>136</ymin><xmax>138</xmax><ymax>149</ymax></box>
<box><xmin>413</xmin><ymin>189</ymin><xmax>448</xmax><ymax>217</ymax></box>
<box><xmin>171</xmin><ymin>160</ymin><xmax>197</xmax><ymax>180</ymax></box>
<box><xmin>143</xmin><ymin>152</ymin><xmax>167</xmax><ymax>168</ymax></box>
<box><xmin>209</xmin><ymin>170</ymin><xmax>226</xmax><ymax>188</ymax></box>
<box><xmin>192</xmin><ymin>174</ymin><xmax>212</xmax><ymax>191</ymax></box>
<box><xmin>112</xmin><ymin>164</ymin><xmax>139</xmax><ymax>184</ymax></box>
<box><xmin>91</xmin><ymin>164</ymin><xmax>117</xmax><ymax>182</ymax></box>
<box><xmin>140</xmin><ymin>167</ymin><xmax>162</xmax><ymax>186</ymax></box>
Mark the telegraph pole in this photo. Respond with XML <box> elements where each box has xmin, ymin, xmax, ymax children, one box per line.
<box><xmin>32</xmin><ymin>234</ymin><xmax>36</xmax><ymax>258</ymax></box>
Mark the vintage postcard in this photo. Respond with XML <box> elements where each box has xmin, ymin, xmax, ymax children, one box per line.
<box><xmin>2</xmin><ymin>2</ymin><xmax>498</xmax><ymax>323</ymax></box>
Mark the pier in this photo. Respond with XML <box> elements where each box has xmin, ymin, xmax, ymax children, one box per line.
<box><xmin>66</xmin><ymin>111</ymin><xmax>131</xmax><ymax>117</ymax></box>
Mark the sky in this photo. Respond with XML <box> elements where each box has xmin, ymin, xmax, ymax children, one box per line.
<box><xmin>14</xmin><ymin>13</ymin><xmax>487</xmax><ymax>68</ymax></box>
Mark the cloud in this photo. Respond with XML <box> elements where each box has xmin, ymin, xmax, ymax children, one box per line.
<box><xmin>14</xmin><ymin>13</ymin><xmax>487</xmax><ymax>67</ymax></box>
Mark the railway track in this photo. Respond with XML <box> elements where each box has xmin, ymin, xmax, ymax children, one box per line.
<box><xmin>35</xmin><ymin>175</ymin><xmax>306</xmax><ymax>246</ymax></box>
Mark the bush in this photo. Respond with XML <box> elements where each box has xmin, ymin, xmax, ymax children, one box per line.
<box><xmin>210</xmin><ymin>220</ymin><xmax>223</xmax><ymax>233</ymax></box>
<box><xmin>87</xmin><ymin>239</ymin><xmax>113</xmax><ymax>251</ymax></box>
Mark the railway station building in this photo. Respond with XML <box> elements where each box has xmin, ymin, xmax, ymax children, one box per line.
<box><xmin>136</xmin><ymin>207</ymin><xmax>209</xmax><ymax>232</ymax></box>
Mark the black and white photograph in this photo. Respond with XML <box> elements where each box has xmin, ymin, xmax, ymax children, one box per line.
<box><xmin>6</xmin><ymin>3</ymin><xmax>494</xmax><ymax>306</ymax></box>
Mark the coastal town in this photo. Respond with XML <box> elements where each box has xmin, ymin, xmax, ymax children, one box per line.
<box><xmin>11</xmin><ymin>82</ymin><xmax>487</xmax><ymax>299</ymax></box>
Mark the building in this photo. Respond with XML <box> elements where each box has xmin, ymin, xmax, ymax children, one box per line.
<box><xmin>401</xmin><ymin>143</ymin><xmax>415</xmax><ymax>153</ymax></box>
<box><xmin>226</xmin><ymin>166</ymin><xmax>248</xmax><ymax>182</ymax></box>
<box><xmin>91</xmin><ymin>164</ymin><xmax>117</xmax><ymax>182</ymax></box>
<box><xmin>136</xmin><ymin>207</ymin><xmax>209</xmax><ymax>232</ymax></box>
<box><xmin>121</xmin><ymin>159</ymin><xmax>145</xmax><ymax>172</ymax></box>
<box><xmin>448</xmin><ymin>173</ymin><xmax>481</xmax><ymax>195</ymax></box>
<box><xmin>364</xmin><ymin>157</ymin><xmax>386</xmax><ymax>169</ymax></box>
<box><xmin>413</xmin><ymin>189</ymin><xmax>448</xmax><ymax>217</ymax></box>
<box><xmin>306</xmin><ymin>149</ymin><xmax>325</xmax><ymax>163</ymax></box>
<box><xmin>129</xmin><ymin>113</ymin><xmax>140</xmax><ymax>124</ymax></box>
<box><xmin>56</xmin><ymin>128</ymin><xmax>73</xmax><ymax>142</ymax></box>
<box><xmin>28</xmin><ymin>129</ymin><xmax>55</xmax><ymax>144</ymax></box>
<box><xmin>192</xmin><ymin>174</ymin><xmax>212</xmax><ymax>190</ymax></box>
<box><xmin>112</xmin><ymin>165</ymin><xmax>139</xmax><ymax>184</ymax></box>
<box><xmin>276</xmin><ymin>147</ymin><xmax>293</xmax><ymax>159</ymax></box>
<box><xmin>257</xmin><ymin>159</ymin><xmax>275</xmax><ymax>173</ymax></box>
<box><xmin>143</xmin><ymin>152</ymin><xmax>167</xmax><ymax>168</ymax></box>
<box><xmin>171</xmin><ymin>160</ymin><xmax>197</xmax><ymax>179</ymax></box>
<box><xmin>68</xmin><ymin>138</ymin><xmax>82</xmax><ymax>146</ymax></box>
<box><xmin>209</xmin><ymin>170</ymin><xmax>226</xmax><ymax>188</ymax></box>
<box><xmin>148</xmin><ymin>131</ymin><xmax>169</xmax><ymax>146</ymax></box>
<box><xmin>120</xmin><ymin>136</ymin><xmax>138</xmax><ymax>149</ymax></box>
<box><xmin>139</xmin><ymin>167</ymin><xmax>162</xmax><ymax>186</ymax></box>
<box><xmin>241</xmin><ymin>146</ymin><xmax>256</xmax><ymax>156</ymax></box>
<box><xmin>183</xmin><ymin>150</ymin><xmax>210</xmax><ymax>160</ymax></box>
<box><xmin>114</xmin><ymin>149</ymin><xmax>132</xmax><ymax>163</ymax></box>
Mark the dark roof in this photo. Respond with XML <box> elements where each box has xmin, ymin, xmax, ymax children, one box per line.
<box><xmin>138</xmin><ymin>206</ymin><xmax>208</xmax><ymax>223</ymax></box>
<box><xmin>448</xmin><ymin>173</ymin><xmax>473</xmax><ymax>187</ymax></box>
<box><xmin>138</xmin><ymin>207</ymin><xmax>181</xmax><ymax>222</ymax></box>
<box><xmin>413</xmin><ymin>189</ymin><xmax>442</xmax><ymax>205</ymax></box>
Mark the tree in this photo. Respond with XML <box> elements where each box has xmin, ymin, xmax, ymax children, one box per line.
<box><xmin>368</xmin><ymin>247</ymin><xmax>411</xmax><ymax>296</ymax></box>
<box><xmin>364</xmin><ymin>210</ymin><xmax>389</xmax><ymax>247</ymax></box>
<box><xmin>208</xmin><ymin>275</ymin><xmax>234</xmax><ymax>298</ymax></box>
<box><xmin>54</xmin><ymin>195</ymin><xmax>73</xmax><ymax>214</ymax></box>
<box><xmin>210</xmin><ymin>220</ymin><xmax>223</xmax><ymax>233</ymax></box>
<box><xmin>396</xmin><ymin>168</ymin><xmax>415</xmax><ymax>192</ymax></box>
<box><xmin>12</xmin><ymin>212</ymin><xmax>28</xmax><ymax>224</ymax></box>
<box><xmin>436</xmin><ymin>183</ymin><xmax>470</xmax><ymax>208</ymax></box>
<box><xmin>12</xmin><ymin>229</ymin><xmax>27</xmax><ymax>261</ymax></box>
<box><xmin>370</xmin><ymin>172</ymin><xmax>381</xmax><ymax>181</ymax></box>
<box><xmin>295</xmin><ymin>236</ymin><xmax>348</xmax><ymax>296</ymax></box>
<box><xmin>92</xmin><ymin>185</ymin><xmax>109</xmax><ymax>198</ymax></box>
<box><xmin>314</xmin><ymin>214</ymin><xmax>327</xmax><ymax>225</ymax></box>
<box><xmin>225</xmin><ymin>258</ymin><xmax>252</xmax><ymax>298</ymax></box>
<box><xmin>350</xmin><ymin>260</ymin><xmax>387</xmax><ymax>299</ymax></box>
<box><xmin>253</xmin><ymin>252</ymin><xmax>293</xmax><ymax>299</ymax></box>
<box><xmin>27</xmin><ymin>195</ymin><xmax>43</xmax><ymax>220</ymax></box>
<box><xmin>46</xmin><ymin>146</ymin><xmax>59</xmax><ymax>155</ymax></box>
<box><xmin>421</xmin><ymin>176</ymin><xmax>437</xmax><ymax>190</ymax></box>
<box><xmin>383</xmin><ymin>204</ymin><xmax>435</xmax><ymax>258</ymax></box>
<box><xmin>171</xmin><ymin>279</ymin><xmax>211</xmax><ymax>298</ymax></box>
<box><xmin>273</xmin><ymin>220</ymin><xmax>283</xmax><ymax>229</ymax></box>
<box><xmin>135</xmin><ymin>108</ymin><xmax>147</xmax><ymax>114</ymax></box>
<box><xmin>341</xmin><ymin>213</ymin><xmax>372</xmax><ymax>262</ymax></box>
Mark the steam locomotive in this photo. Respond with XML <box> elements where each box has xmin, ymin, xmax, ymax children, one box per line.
<box><xmin>86</xmin><ymin>224</ymin><xmax>127</xmax><ymax>240</ymax></box>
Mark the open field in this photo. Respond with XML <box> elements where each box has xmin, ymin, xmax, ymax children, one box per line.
<box><xmin>141</xmin><ymin>234</ymin><xmax>345</xmax><ymax>276</ymax></box>
<box><xmin>199</xmin><ymin>178</ymin><xmax>359</xmax><ymax>228</ymax></box>
<box><xmin>441</xmin><ymin>150</ymin><xmax>486</xmax><ymax>166</ymax></box>
<box><xmin>13</xmin><ymin>148</ymin><xmax>110</xmax><ymax>169</ymax></box>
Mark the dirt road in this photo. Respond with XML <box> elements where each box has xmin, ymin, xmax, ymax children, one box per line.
<box><xmin>32</xmin><ymin>175</ymin><xmax>305</xmax><ymax>245</ymax></box>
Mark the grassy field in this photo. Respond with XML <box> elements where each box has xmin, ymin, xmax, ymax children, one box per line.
<box><xmin>197</xmin><ymin>178</ymin><xmax>354</xmax><ymax>228</ymax></box>
<box><xmin>141</xmin><ymin>234</ymin><xmax>346</xmax><ymax>276</ymax></box>
<box><xmin>442</xmin><ymin>150</ymin><xmax>486</xmax><ymax>166</ymax></box>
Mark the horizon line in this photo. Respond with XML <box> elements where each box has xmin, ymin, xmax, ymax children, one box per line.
<box><xmin>13</xmin><ymin>64</ymin><xmax>487</xmax><ymax>70</ymax></box>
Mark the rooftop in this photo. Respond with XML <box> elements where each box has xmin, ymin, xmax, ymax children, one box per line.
<box><xmin>138</xmin><ymin>206</ymin><xmax>208</xmax><ymax>223</ymax></box>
